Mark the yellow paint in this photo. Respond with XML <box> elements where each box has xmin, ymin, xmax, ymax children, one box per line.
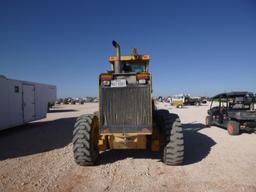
<box><xmin>151</xmin><ymin>140</ymin><xmax>160</xmax><ymax>151</ymax></box>
<box><xmin>97</xmin><ymin>135</ymin><xmax>107</xmax><ymax>151</ymax></box>
<box><xmin>98</xmin><ymin>139</ymin><xmax>103</xmax><ymax>145</ymax></box>
<box><xmin>108</xmin><ymin>135</ymin><xmax>147</xmax><ymax>149</ymax></box>
<box><xmin>100</xmin><ymin>132</ymin><xmax>152</xmax><ymax>136</ymax></box>
<box><xmin>171</xmin><ymin>100</ymin><xmax>184</xmax><ymax>107</ymax></box>
<box><xmin>98</xmin><ymin>137</ymin><xmax>107</xmax><ymax>151</ymax></box>
<box><xmin>109</xmin><ymin>55</ymin><xmax>150</xmax><ymax>62</ymax></box>
<box><xmin>150</xmin><ymin>120</ymin><xmax>160</xmax><ymax>151</ymax></box>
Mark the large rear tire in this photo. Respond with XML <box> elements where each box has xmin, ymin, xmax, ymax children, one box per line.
<box><xmin>157</xmin><ymin>110</ymin><xmax>184</xmax><ymax>165</ymax></box>
<box><xmin>227</xmin><ymin>120</ymin><xmax>240</xmax><ymax>135</ymax></box>
<box><xmin>72</xmin><ymin>114</ymin><xmax>99</xmax><ymax>166</ymax></box>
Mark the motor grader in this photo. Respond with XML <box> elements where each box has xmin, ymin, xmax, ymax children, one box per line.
<box><xmin>72</xmin><ymin>41</ymin><xmax>184</xmax><ymax>165</ymax></box>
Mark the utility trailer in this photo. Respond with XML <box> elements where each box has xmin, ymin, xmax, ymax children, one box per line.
<box><xmin>0</xmin><ymin>75</ymin><xmax>57</xmax><ymax>131</ymax></box>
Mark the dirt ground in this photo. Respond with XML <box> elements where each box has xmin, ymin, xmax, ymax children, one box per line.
<box><xmin>0</xmin><ymin>102</ymin><xmax>255</xmax><ymax>192</ymax></box>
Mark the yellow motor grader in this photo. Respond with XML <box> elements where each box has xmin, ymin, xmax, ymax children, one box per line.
<box><xmin>72</xmin><ymin>41</ymin><xmax>184</xmax><ymax>165</ymax></box>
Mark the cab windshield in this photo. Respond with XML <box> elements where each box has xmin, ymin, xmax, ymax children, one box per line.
<box><xmin>122</xmin><ymin>62</ymin><xmax>146</xmax><ymax>73</ymax></box>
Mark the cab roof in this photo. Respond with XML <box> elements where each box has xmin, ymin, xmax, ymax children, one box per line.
<box><xmin>108</xmin><ymin>55</ymin><xmax>150</xmax><ymax>65</ymax></box>
<box><xmin>212</xmin><ymin>91</ymin><xmax>254</xmax><ymax>99</ymax></box>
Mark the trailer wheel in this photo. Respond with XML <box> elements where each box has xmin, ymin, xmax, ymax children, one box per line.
<box><xmin>158</xmin><ymin>110</ymin><xmax>184</xmax><ymax>165</ymax></box>
<box><xmin>227</xmin><ymin>120</ymin><xmax>240</xmax><ymax>135</ymax></box>
<box><xmin>72</xmin><ymin>114</ymin><xmax>99</xmax><ymax>166</ymax></box>
<box><xmin>205</xmin><ymin>116</ymin><xmax>213</xmax><ymax>127</ymax></box>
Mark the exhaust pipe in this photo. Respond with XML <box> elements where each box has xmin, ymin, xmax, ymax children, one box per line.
<box><xmin>112</xmin><ymin>40</ymin><xmax>121</xmax><ymax>74</ymax></box>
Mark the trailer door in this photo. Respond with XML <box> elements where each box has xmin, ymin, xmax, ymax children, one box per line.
<box><xmin>23</xmin><ymin>84</ymin><xmax>35</xmax><ymax>122</ymax></box>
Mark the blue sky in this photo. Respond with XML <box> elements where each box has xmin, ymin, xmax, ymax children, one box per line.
<box><xmin>0</xmin><ymin>0</ymin><xmax>255</xmax><ymax>97</ymax></box>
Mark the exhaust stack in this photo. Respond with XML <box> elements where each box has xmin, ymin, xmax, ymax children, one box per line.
<box><xmin>112</xmin><ymin>40</ymin><xmax>121</xmax><ymax>74</ymax></box>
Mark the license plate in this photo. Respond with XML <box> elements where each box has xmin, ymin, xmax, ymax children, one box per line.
<box><xmin>111</xmin><ymin>79</ymin><xmax>126</xmax><ymax>87</ymax></box>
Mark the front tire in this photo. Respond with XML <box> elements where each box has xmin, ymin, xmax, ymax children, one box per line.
<box><xmin>227</xmin><ymin>120</ymin><xmax>240</xmax><ymax>135</ymax></box>
<box><xmin>158</xmin><ymin>110</ymin><xmax>184</xmax><ymax>165</ymax></box>
<box><xmin>72</xmin><ymin>114</ymin><xmax>99</xmax><ymax>166</ymax></box>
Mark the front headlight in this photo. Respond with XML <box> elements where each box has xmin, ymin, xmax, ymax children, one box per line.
<box><xmin>103</xmin><ymin>80</ymin><xmax>110</xmax><ymax>86</ymax></box>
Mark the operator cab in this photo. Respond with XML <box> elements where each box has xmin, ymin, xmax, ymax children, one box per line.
<box><xmin>109</xmin><ymin>54</ymin><xmax>150</xmax><ymax>74</ymax></box>
<box><xmin>101</xmin><ymin>53</ymin><xmax>151</xmax><ymax>87</ymax></box>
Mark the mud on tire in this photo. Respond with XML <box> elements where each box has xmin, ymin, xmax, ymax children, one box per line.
<box><xmin>72</xmin><ymin>114</ymin><xmax>99</xmax><ymax>166</ymax></box>
<box><xmin>157</xmin><ymin>110</ymin><xmax>184</xmax><ymax>165</ymax></box>
<box><xmin>227</xmin><ymin>120</ymin><xmax>240</xmax><ymax>135</ymax></box>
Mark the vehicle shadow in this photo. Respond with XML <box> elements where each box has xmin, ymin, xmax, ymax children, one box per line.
<box><xmin>0</xmin><ymin>119</ymin><xmax>216</xmax><ymax>166</ymax></box>
<box><xmin>182</xmin><ymin>123</ymin><xmax>216</xmax><ymax>165</ymax></box>
<box><xmin>0</xmin><ymin>117</ymin><xmax>76</xmax><ymax>160</ymax></box>
<box><xmin>98</xmin><ymin>149</ymin><xmax>161</xmax><ymax>165</ymax></box>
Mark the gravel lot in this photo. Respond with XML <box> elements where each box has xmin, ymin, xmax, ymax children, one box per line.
<box><xmin>0</xmin><ymin>103</ymin><xmax>255</xmax><ymax>192</ymax></box>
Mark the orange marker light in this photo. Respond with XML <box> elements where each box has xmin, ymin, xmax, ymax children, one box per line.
<box><xmin>136</xmin><ymin>73</ymin><xmax>149</xmax><ymax>80</ymax></box>
<box><xmin>100</xmin><ymin>74</ymin><xmax>112</xmax><ymax>81</ymax></box>
<box><xmin>142</xmin><ymin>55</ymin><xmax>150</xmax><ymax>60</ymax></box>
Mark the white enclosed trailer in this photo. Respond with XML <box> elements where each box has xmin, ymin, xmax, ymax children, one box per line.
<box><xmin>0</xmin><ymin>75</ymin><xmax>57</xmax><ymax>131</ymax></box>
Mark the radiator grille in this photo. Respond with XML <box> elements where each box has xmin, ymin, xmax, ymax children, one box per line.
<box><xmin>100</xmin><ymin>85</ymin><xmax>152</xmax><ymax>133</ymax></box>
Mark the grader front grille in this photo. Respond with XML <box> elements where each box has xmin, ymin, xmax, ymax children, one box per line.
<box><xmin>100</xmin><ymin>85</ymin><xmax>152</xmax><ymax>133</ymax></box>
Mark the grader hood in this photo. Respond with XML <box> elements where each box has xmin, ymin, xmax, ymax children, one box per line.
<box><xmin>100</xmin><ymin>84</ymin><xmax>152</xmax><ymax>134</ymax></box>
